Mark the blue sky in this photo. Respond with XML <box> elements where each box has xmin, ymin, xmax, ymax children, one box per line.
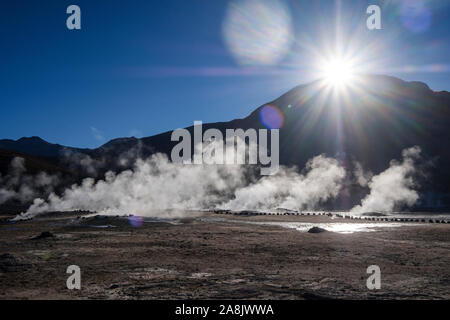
<box><xmin>1</xmin><ymin>0</ymin><xmax>449</xmax><ymax>148</ymax></box>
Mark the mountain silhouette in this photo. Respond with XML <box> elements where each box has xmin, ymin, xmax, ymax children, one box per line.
<box><xmin>1</xmin><ymin>75</ymin><xmax>449</xmax><ymax>209</ymax></box>
<box><xmin>0</xmin><ymin>136</ymin><xmax>88</xmax><ymax>158</ymax></box>
<box><xmin>0</xmin><ymin>148</ymin><xmax>68</xmax><ymax>176</ymax></box>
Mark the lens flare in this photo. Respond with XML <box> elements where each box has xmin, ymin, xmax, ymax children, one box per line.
<box><xmin>260</xmin><ymin>105</ymin><xmax>284</xmax><ymax>129</ymax></box>
<box><xmin>222</xmin><ymin>0</ymin><xmax>293</xmax><ymax>66</ymax></box>
<box><xmin>128</xmin><ymin>215</ymin><xmax>143</xmax><ymax>228</ymax></box>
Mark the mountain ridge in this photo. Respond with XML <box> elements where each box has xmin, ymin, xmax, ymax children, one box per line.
<box><xmin>1</xmin><ymin>75</ymin><xmax>450</xmax><ymax>209</ymax></box>
<box><xmin>1</xmin><ymin>75</ymin><xmax>449</xmax><ymax>157</ymax></box>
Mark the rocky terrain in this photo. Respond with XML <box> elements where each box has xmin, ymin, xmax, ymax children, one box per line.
<box><xmin>1</xmin><ymin>211</ymin><xmax>448</xmax><ymax>300</ymax></box>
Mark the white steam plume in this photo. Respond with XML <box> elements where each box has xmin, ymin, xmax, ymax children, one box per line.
<box><xmin>354</xmin><ymin>161</ymin><xmax>372</xmax><ymax>187</ymax></box>
<box><xmin>12</xmin><ymin>144</ymin><xmax>425</xmax><ymax>220</ymax></box>
<box><xmin>220</xmin><ymin>155</ymin><xmax>346</xmax><ymax>211</ymax></box>
<box><xmin>18</xmin><ymin>153</ymin><xmax>247</xmax><ymax>219</ymax></box>
<box><xmin>61</xmin><ymin>149</ymin><xmax>106</xmax><ymax>177</ymax></box>
<box><xmin>0</xmin><ymin>157</ymin><xmax>60</xmax><ymax>205</ymax></box>
<box><xmin>351</xmin><ymin>146</ymin><xmax>422</xmax><ymax>214</ymax></box>
<box><xmin>15</xmin><ymin>144</ymin><xmax>346</xmax><ymax>219</ymax></box>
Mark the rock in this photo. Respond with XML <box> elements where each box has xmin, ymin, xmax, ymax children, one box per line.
<box><xmin>0</xmin><ymin>253</ymin><xmax>31</xmax><ymax>272</ymax></box>
<box><xmin>31</xmin><ymin>231</ymin><xmax>55</xmax><ymax>240</ymax></box>
<box><xmin>308</xmin><ymin>227</ymin><xmax>327</xmax><ymax>234</ymax></box>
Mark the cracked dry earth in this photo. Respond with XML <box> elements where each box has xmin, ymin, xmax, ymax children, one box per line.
<box><xmin>0</xmin><ymin>212</ymin><xmax>449</xmax><ymax>299</ymax></box>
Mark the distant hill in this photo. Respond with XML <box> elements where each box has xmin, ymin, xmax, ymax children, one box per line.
<box><xmin>0</xmin><ymin>136</ymin><xmax>89</xmax><ymax>158</ymax></box>
<box><xmin>1</xmin><ymin>75</ymin><xmax>449</xmax><ymax>209</ymax></box>
<box><xmin>0</xmin><ymin>148</ymin><xmax>69</xmax><ymax>176</ymax></box>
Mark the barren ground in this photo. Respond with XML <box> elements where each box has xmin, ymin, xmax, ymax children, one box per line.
<box><xmin>0</xmin><ymin>212</ymin><xmax>449</xmax><ymax>300</ymax></box>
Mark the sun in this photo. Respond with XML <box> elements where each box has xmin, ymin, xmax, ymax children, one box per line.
<box><xmin>320</xmin><ymin>57</ymin><xmax>356</xmax><ymax>87</ymax></box>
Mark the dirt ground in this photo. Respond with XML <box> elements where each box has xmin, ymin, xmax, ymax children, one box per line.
<box><xmin>0</xmin><ymin>211</ymin><xmax>449</xmax><ymax>300</ymax></box>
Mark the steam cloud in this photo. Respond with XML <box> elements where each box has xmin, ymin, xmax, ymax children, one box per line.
<box><xmin>15</xmin><ymin>151</ymin><xmax>345</xmax><ymax>219</ymax></box>
<box><xmin>60</xmin><ymin>140</ymin><xmax>154</xmax><ymax>177</ymax></box>
<box><xmin>351</xmin><ymin>146</ymin><xmax>422</xmax><ymax>214</ymax></box>
<box><xmin>0</xmin><ymin>157</ymin><xmax>59</xmax><ymax>205</ymax></box>
<box><xmin>221</xmin><ymin>155</ymin><xmax>345</xmax><ymax>211</ymax></box>
<box><xmin>11</xmin><ymin>146</ymin><xmax>423</xmax><ymax>220</ymax></box>
<box><xmin>353</xmin><ymin>161</ymin><xmax>373</xmax><ymax>187</ymax></box>
<box><xmin>19</xmin><ymin>153</ymin><xmax>245</xmax><ymax>218</ymax></box>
